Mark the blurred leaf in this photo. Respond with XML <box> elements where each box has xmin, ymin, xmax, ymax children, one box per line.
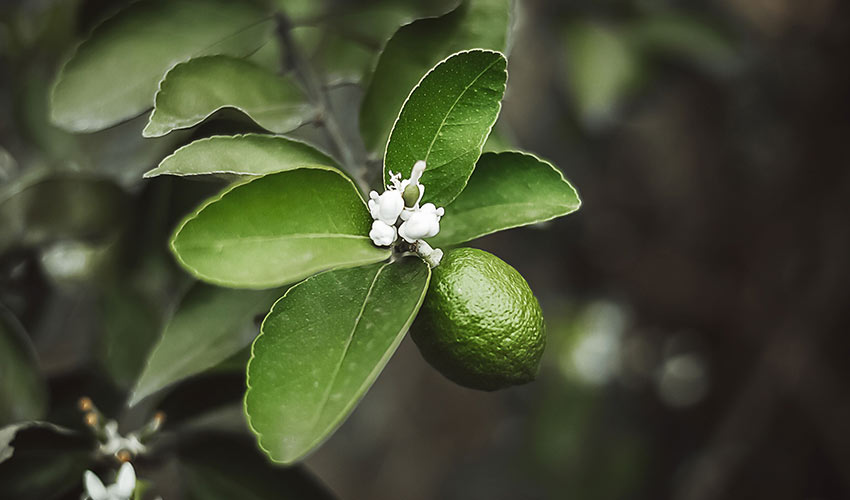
<box><xmin>629</xmin><ymin>13</ymin><xmax>738</xmax><ymax>73</ymax></box>
<box><xmin>360</xmin><ymin>0</ymin><xmax>510</xmax><ymax>154</ymax></box>
<box><xmin>0</xmin><ymin>306</ymin><xmax>47</xmax><ymax>426</ymax></box>
<box><xmin>170</xmin><ymin>167</ymin><xmax>389</xmax><ymax>289</ymax></box>
<box><xmin>563</xmin><ymin>21</ymin><xmax>642</xmax><ymax>126</ymax></box>
<box><xmin>19</xmin><ymin>69</ymin><xmax>187</xmax><ymax>185</ymax></box>
<box><xmin>246</xmin><ymin>256</ymin><xmax>429</xmax><ymax>463</ymax></box>
<box><xmin>130</xmin><ymin>284</ymin><xmax>282</xmax><ymax>406</ymax></box>
<box><xmin>0</xmin><ymin>421</ymin><xmax>74</xmax><ymax>464</ymax></box>
<box><xmin>385</xmin><ymin>49</ymin><xmax>506</xmax><ymax>207</ymax></box>
<box><xmin>299</xmin><ymin>28</ymin><xmax>377</xmax><ymax>85</ymax></box>
<box><xmin>143</xmin><ymin>55</ymin><xmax>314</xmax><ymax>137</ymax></box>
<box><xmin>0</xmin><ymin>174</ymin><xmax>127</xmax><ymax>254</ymax></box>
<box><xmin>98</xmin><ymin>288</ymin><xmax>162</xmax><ymax>390</ymax></box>
<box><xmin>145</xmin><ymin>134</ymin><xmax>335</xmax><ymax>178</ymax></box>
<box><xmin>272</xmin><ymin>0</ymin><xmax>326</xmax><ymax>23</ymax></box>
<box><xmin>0</xmin><ymin>421</ymin><xmax>90</xmax><ymax>500</ymax></box>
<box><xmin>325</xmin><ymin>0</ymin><xmax>460</xmax><ymax>47</ymax></box>
<box><xmin>430</xmin><ymin>151</ymin><xmax>581</xmax><ymax>247</ymax></box>
<box><xmin>178</xmin><ymin>433</ymin><xmax>335</xmax><ymax>499</ymax></box>
<box><xmin>481</xmin><ymin>126</ymin><xmax>514</xmax><ymax>153</ymax></box>
<box><xmin>50</xmin><ymin>0</ymin><xmax>274</xmax><ymax>132</ymax></box>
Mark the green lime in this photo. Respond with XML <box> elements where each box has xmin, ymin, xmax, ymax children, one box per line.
<box><xmin>411</xmin><ymin>247</ymin><xmax>545</xmax><ymax>391</ymax></box>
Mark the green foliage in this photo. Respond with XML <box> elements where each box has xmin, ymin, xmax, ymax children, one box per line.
<box><xmin>360</xmin><ymin>0</ymin><xmax>510</xmax><ymax>154</ymax></box>
<box><xmin>144</xmin><ymin>56</ymin><xmax>314</xmax><ymax>137</ymax></box>
<box><xmin>170</xmin><ymin>167</ymin><xmax>390</xmax><ymax>288</ymax></box>
<box><xmin>563</xmin><ymin>21</ymin><xmax>642</xmax><ymax>126</ymax></box>
<box><xmin>431</xmin><ymin>152</ymin><xmax>581</xmax><ymax>247</ymax></box>
<box><xmin>245</xmin><ymin>257</ymin><xmax>430</xmax><ymax>463</ymax></box>
<box><xmin>145</xmin><ymin>134</ymin><xmax>335</xmax><ymax>178</ymax></box>
<box><xmin>385</xmin><ymin>49</ymin><xmax>507</xmax><ymax>207</ymax></box>
<box><xmin>130</xmin><ymin>284</ymin><xmax>283</xmax><ymax>406</ymax></box>
<box><xmin>50</xmin><ymin>0</ymin><xmax>274</xmax><ymax>131</ymax></box>
<box><xmin>0</xmin><ymin>308</ymin><xmax>46</xmax><ymax>426</ymax></box>
<box><xmin>0</xmin><ymin>175</ymin><xmax>127</xmax><ymax>254</ymax></box>
<box><xmin>20</xmin><ymin>0</ymin><xmax>591</xmax><ymax>481</ymax></box>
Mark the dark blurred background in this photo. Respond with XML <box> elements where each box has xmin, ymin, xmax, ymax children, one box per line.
<box><xmin>2</xmin><ymin>0</ymin><xmax>850</xmax><ymax>499</ymax></box>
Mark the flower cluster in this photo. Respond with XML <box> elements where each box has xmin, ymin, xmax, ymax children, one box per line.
<box><xmin>83</xmin><ymin>462</ymin><xmax>136</xmax><ymax>500</ymax></box>
<box><xmin>368</xmin><ymin>160</ymin><xmax>445</xmax><ymax>267</ymax></box>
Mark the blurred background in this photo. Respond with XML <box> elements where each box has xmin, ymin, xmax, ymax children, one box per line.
<box><xmin>2</xmin><ymin>0</ymin><xmax>850</xmax><ymax>499</ymax></box>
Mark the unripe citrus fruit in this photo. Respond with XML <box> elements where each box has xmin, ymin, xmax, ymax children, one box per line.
<box><xmin>411</xmin><ymin>247</ymin><xmax>545</xmax><ymax>391</ymax></box>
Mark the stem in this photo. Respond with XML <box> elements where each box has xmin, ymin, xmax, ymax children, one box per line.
<box><xmin>275</xmin><ymin>14</ymin><xmax>371</xmax><ymax>193</ymax></box>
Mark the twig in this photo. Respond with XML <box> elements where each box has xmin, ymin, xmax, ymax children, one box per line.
<box><xmin>274</xmin><ymin>14</ymin><xmax>371</xmax><ymax>193</ymax></box>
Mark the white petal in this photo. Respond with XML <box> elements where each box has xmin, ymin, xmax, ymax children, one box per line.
<box><xmin>410</xmin><ymin>160</ymin><xmax>426</xmax><ymax>185</ymax></box>
<box><xmin>114</xmin><ymin>462</ymin><xmax>136</xmax><ymax>497</ymax></box>
<box><xmin>84</xmin><ymin>471</ymin><xmax>109</xmax><ymax>500</ymax></box>
<box><xmin>369</xmin><ymin>220</ymin><xmax>397</xmax><ymax>246</ymax></box>
<box><xmin>376</xmin><ymin>190</ymin><xmax>404</xmax><ymax>225</ymax></box>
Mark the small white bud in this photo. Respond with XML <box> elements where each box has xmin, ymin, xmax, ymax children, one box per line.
<box><xmin>398</xmin><ymin>205</ymin><xmax>442</xmax><ymax>243</ymax></box>
<box><xmin>369</xmin><ymin>220</ymin><xmax>397</xmax><ymax>246</ymax></box>
<box><xmin>368</xmin><ymin>189</ymin><xmax>404</xmax><ymax>225</ymax></box>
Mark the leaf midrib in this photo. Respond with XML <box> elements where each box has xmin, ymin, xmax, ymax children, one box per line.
<box><xmin>422</xmin><ymin>56</ymin><xmax>501</xmax><ymax>168</ymax></box>
<box><xmin>308</xmin><ymin>263</ymin><xmax>389</xmax><ymax>434</ymax></box>
<box><xmin>177</xmin><ymin>233</ymin><xmax>371</xmax><ymax>249</ymax></box>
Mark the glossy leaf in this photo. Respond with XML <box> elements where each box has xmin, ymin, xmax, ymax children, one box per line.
<box><xmin>143</xmin><ymin>56</ymin><xmax>313</xmax><ymax>137</ymax></box>
<box><xmin>430</xmin><ymin>152</ymin><xmax>581</xmax><ymax>247</ymax></box>
<box><xmin>360</xmin><ymin>0</ymin><xmax>510</xmax><ymax>154</ymax></box>
<box><xmin>0</xmin><ymin>307</ymin><xmax>47</xmax><ymax>426</ymax></box>
<box><xmin>130</xmin><ymin>284</ymin><xmax>282</xmax><ymax>406</ymax></box>
<box><xmin>245</xmin><ymin>256</ymin><xmax>430</xmax><ymax>463</ymax></box>
<box><xmin>144</xmin><ymin>134</ymin><xmax>334</xmax><ymax>178</ymax></box>
<box><xmin>50</xmin><ymin>0</ymin><xmax>274</xmax><ymax>132</ymax></box>
<box><xmin>384</xmin><ymin>49</ymin><xmax>507</xmax><ymax>207</ymax></box>
<box><xmin>171</xmin><ymin>167</ymin><xmax>389</xmax><ymax>289</ymax></box>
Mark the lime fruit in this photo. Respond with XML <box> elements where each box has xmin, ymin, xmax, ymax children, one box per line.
<box><xmin>411</xmin><ymin>247</ymin><xmax>545</xmax><ymax>391</ymax></box>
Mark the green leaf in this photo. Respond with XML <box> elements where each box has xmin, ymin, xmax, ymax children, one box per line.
<box><xmin>50</xmin><ymin>0</ymin><xmax>274</xmax><ymax>132</ymax></box>
<box><xmin>171</xmin><ymin>167</ymin><xmax>389</xmax><ymax>289</ymax></box>
<box><xmin>245</xmin><ymin>256</ymin><xmax>430</xmax><ymax>464</ymax></box>
<box><xmin>0</xmin><ymin>306</ymin><xmax>47</xmax><ymax>426</ymax></box>
<box><xmin>144</xmin><ymin>134</ymin><xmax>334</xmax><ymax>178</ymax></box>
<box><xmin>430</xmin><ymin>151</ymin><xmax>581</xmax><ymax>247</ymax></box>
<box><xmin>179</xmin><ymin>433</ymin><xmax>335</xmax><ymax>499</ymax></box>
<box><xmin>98</xmin><ymin>288</ymin><xmax>163</xmax><ymax>390</ymax></box>
<box><xmin>384</xmin><ymin>49</ymin><xmax>506</xmax><ymax>207</ymax></box>
<box><xmin>360</xmin><ymin>0</ymin><xmax>510</xmax><ymax>154</ymax></box>
<box><xmin>143</xmin><ymin>56</ymin><xmax>313</xmax><ymax>137</ymax></box>
<box><xmin>563</xmin><ymin>21</ymin><xmax>642</xmax><ymax>126</ymax></box>
<box><xmin>130</xmin><ymin>284</ymin><xmax>282</xmax><ymax>406</ymax></box>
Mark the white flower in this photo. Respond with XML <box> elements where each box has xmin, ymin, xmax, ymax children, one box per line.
<box><xmin>368</xmin><ymin>189</ymin><xmax>404</xmax><ymax>225</ymax></box>
<box><xmin>98</xmin><ymin>421</ymin><xmax>146</xmax><ymax>456</ymax></box>
<box><xmin>83</xmin><ymin>462</ymin><xmax>136</xmax><ymax>500</ymax></box>
<box><xmin>398</xmin><ymin>203</ymin><xmax>444</xmax><ymax>243</ymax></box>
<box><xmin>369</xmin><ymin>220</ymin><xmax>397</xmax><ymax>246</ymax></box>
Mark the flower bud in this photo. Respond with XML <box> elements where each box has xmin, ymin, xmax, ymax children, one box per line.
<box><xmin>368</xmin><ymin>190</ymin><xmax>404</xmax><ymax>225</ymax></box>
<box><xmin>402</xmin><ymin>183</ymin><xmax>421</xmax><ymax>208</ymax></box>
<box><xmin>399</xmin><ymin>208</ymin><xmax>441</xmax><ymax>243</ymax></box>
<box><xmin>369</xmin><ymin>220</ymin><xmax>398</xmax><ymax>246</ymax></box>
